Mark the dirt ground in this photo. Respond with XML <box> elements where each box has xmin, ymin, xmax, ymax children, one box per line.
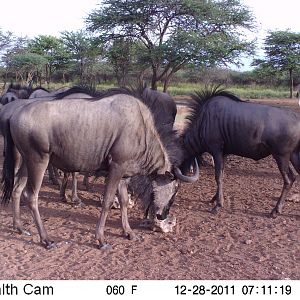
<box><xmin>0</xmin><ymin>97</ymin><xmax>299</xmax><ymax>280</ymax></box>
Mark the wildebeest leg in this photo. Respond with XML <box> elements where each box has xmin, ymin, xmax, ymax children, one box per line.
<box><xmin>11</xmin><ymin>161</ymin><xmax>30</xmax><ymax>235</ymax></box>
<box><xmin>83</xmin><ymin>173</ymin><xmax>90</xmax><ymax>191</ymax></box>
<box><xmin>60</xmin><ymin>172</ymin><xmax>83</xmax><ymax>206</ymax></box>
<box><xmin>59</xmin><ymin>172</ymin><xmax>69</xmax><ymax>202</ymax></box>
<box><xmin>271</xmin><ymin>155</ymin><xmax>295</xmax><ymax>218</ymax></box>
<box><xmin>48</xmin><ymin>163</ymin><xmax>60</xmax><ymax>186</ymax></box>
<box><xmin>95</xmin><ymin>162</ymin><xmax>124</xmax><ymax>249</ymax></box>
<box><xmin>290</xmin><ymin>151</ymin><xmax>300</xmax><ymax>174</ymax></box>
<box><xmin>13</xmin><ymin>146</ymin><xmax>22</xmax><ymax>176</ymax></box>
<box><xmin>117</xmin><ymin>180</ymin><xmax>137</xmax><ymax>241</ymax></box>
<box><xmin>12</xmin><ymin>146</ymin><xmax>26</xmax><ymax>206</ymax></box>
<box><xmin>211</xmin><ymin>152</ymin><xmax>225</xmax><ymax>214</ymax></box>
<box><xmin>70</xmin><ymin>172</ymin><xmax>83</xmax><ymax>206</ymax></box>
<box><xmin>25</xmin><ymin>157</ymin><xmax>55</xmax><ymax>249</ymax></box>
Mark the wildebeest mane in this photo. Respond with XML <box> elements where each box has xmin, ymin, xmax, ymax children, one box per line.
<box><xmin>29</xmin><ymin>86</ymin><xmax>49</xmax><ymax>95</ymax></box>
<box><xmin>185</xmin><ymin>85</ymin><xmax>243</xmax><ymax>127</ymax></box>
<box><xmin>54</xmin><ymin>86</ymin><xmax>103</xmax><ymax>99</ymax></box>
<box><xmin>96</xmin><ymin>86</ymin><xmax>171</xmax><ymax>125</ymax></box>
<box><xmin>96</xmin><ymin>86</ymin><xmax>182</xmax><ymax>166</ymax></box>
<box><xmin>7</xmin><ymin>83</ymin><xmax>28</xmax><ymax>91</ymax></box>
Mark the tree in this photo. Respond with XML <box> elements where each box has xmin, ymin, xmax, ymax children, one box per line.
<box><xmin>86</xmin><ymin>0</ymin><xmax>255</xmax><ymax>91</ymax></box>
<box><xmin>0</xmin><ymin>28</ymin><xmax>14</xmax><ymax>52</ymax></box>
<box><xmin>6</xmin><ymin>52</ymin><xmax>48</xmax><ymax>83</ymax></box>
<box><xmin>253</xmin><ymin>30</ymin><xmax>300</xmax><ymax>98</ymax></box>
<box><xmin>1</xmin><ymin>36</ymin><xmax>31</xmax><ymax>84</ymax></box>
<box><xmin>106</xmin><ymin>38</ymin><xmax>136</xmax><ymax>86</ymax></box>
<box><xmin>28</xmin><ymin>35</ymin><xmax>68</xmax><ymax>85</ymax></box>
<box><xmin>61</xmin><ymin>30</ymin><xmax>103</xmax><ymax>84</ymax></box>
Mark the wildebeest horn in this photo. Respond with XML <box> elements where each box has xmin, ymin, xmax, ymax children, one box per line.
<box><xmin>174</xmin><ymin>158</ymin><xmax>199</xmax><ymax>183</ymax></box>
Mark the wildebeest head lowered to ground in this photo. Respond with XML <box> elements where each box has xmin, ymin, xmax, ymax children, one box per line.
<box><xmin>1</xmin><ymin>88</ymin><xmax>198</xmax><ymax>249</ymax></box>
<box><xmin>181</xmin><ymin>86</ymin><xmax>300</xmax><ymax>218</ymax></box>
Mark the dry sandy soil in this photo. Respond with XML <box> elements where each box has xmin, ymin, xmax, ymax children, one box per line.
<box><xmin>0</xmin><ymin>97</ymin><xmax>299</xmax><ymax>280</ymax></box>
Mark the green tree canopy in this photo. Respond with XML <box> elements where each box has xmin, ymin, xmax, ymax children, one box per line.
<box><xmin>61</xmin><ymin>30</ymin><xmax>103</xmax><ymax>84</ymax></box>
<box><xmin>253</xmin><ymin>30</ymin><xmax>300</xmax><ymax>98</ymax></box>
<box><xmin>6</xmin><ymin>52</ymin><xmax>48</xmax><ymax>83</ymax></box>
<box><xmin>86</xmin><ymin>0</ymin><xmax>256</xmax><ymax>90</ymax></box>
<box><xmin>0</xmin><ymin>28</ymin><xmax>14</xmax><ymax>51</ymax></box>
<box><xmin>28</xmin><ymin>35</ymin><xmax>69</xmax><ymax>84</ymax></box>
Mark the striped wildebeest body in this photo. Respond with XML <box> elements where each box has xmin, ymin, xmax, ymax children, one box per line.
<box><xmin>181</xmin><ymin>86</ymin><xmax>300</xmax><ymax>217</ymax></box>
<box><xmin>2</xmin><ymin>89</ymin><xmax>198</xmax><ymax>249</ymax></box>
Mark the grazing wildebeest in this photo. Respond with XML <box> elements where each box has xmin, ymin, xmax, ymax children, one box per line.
<box><xmin>181</xmin><ymin>86</ymin><xmax>300</xmax><ymax>218</ymax></box>
<box><xmin>2</xmin><ymin>90</ymin><xmax>198</xmax><ymax>249</ymax></box>
<box><xmin>120</xmin><ymin>86</ymin><xmax>179</xmax><ymax>216</ymax></box>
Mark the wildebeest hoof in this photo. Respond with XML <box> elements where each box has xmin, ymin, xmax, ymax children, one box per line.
<box><xmin>72</xmin><ymin>200</ymin><xmax>85</xmax><ymax>208</ymax></box>
<box><xmin>60</xmin><ymin>196</ymin><xmax>68</xmax><ymax>203</ymax></box>
<box><xmin>21</xmin><ymin>229</ymin><xmax>31</xmax><ymax>236</ymax></box>
<box><xmin>125</xmin><ymin>232</ymin><xmax>141</xmax><ymax>242</ymax></box>
<box><xmin>99</xmin><ymin>243</ymin><xmax>112</xmax><ymax>250</ymax></box>
<box><xmin>110</xmin><ymin>196</ymin><xmax>120</xmax><ymax>209</ymax></box>
<box><xmin>270</xmin><ymin>209</ymin><xmax>279</xmax><ymax>219</ymax></box>
<box><xmin>209</xmin><ymin>197</ymin><xmax>217</xmax><ymax>204</ymax></box>
<box><xmin>211</xmin><ymin>205</ymin><xmax>221</xmax><ymax>214</ymax></box>
<box><xmin>15</xmin><ymin>227</ymin><xmax>31</xmax><ymax>236</ymax></box>
<box><xmin>43</xmin><ymin>240</ymin><xmax>56</xmax><ymax>250</ymax></box>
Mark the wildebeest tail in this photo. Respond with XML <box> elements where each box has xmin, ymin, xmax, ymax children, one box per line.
<box><xmin>1</xmin><ymin>121</ymin><xmax>15</xmax><ymax>205</ymax></box>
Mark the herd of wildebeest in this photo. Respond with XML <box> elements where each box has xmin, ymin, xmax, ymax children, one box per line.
<box><xmin>0</xmin><ymin>82</ymin><xmax>299</xmax><ymax>250</ymax></box>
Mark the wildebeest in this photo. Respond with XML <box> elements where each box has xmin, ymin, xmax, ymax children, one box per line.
<box><xmin>55</xmin><ymin>85</ymin><xmax>178</xmax><ymax>208</ymax></box>
<box><xmin>0</xmin><ymin>92</ymin><xmax>19</xmax><ymax>105</ymax></box>
<box><xmin>0</xmin><ymin>84</ymin><xmax>48</xmax><ymax>105</ymax></box>
<box><xmin>0</xmin><ymin>86</ymin><xmax>97</xmax><ymax>204</ymax></box>
<box><xmin>2</xmin><ymin>89</ymin><xmax>198</xmax><ymax>249</ymax></box>
<box><xmin>28</xmin><ymin>86</ymin><xmax>51</xmax><ymax>98</ymax></box>
<box><xmin>181</xmin><ymin>86</ymin><xmax>300</xmax><ymax>218</ymax></box>
<box><xmin>0</xmin><ymin>83</ymin><xmax>32</xmax><ymax>105</ymax></box>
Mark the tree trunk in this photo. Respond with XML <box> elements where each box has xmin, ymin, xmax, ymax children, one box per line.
<box><xmin>151</xmin><ymin>66</ymin><xmax>158</xmax><ymax>90</ymax></box>
<box><xmin>46</xmin><ymin>64</ymin><xmax>50</xmax><ymax>85</ymax></box>
<box><xmin>80</xmin><ymin>58</ymin><xmax>84</xmax><ymax>83</ymax></box>
<box><xmin>163</xmin><ymin>73</ymin><xmax>173</xmax><ymax>92</ymax></box>
<box><xmin>289</xmin><ymin>68</ymin><xmax>293</xmax><ymax>99</ymax></box>
<box><xmin>137</xmin><ymin>69</ymin><xmax>145</xmax><ymax>87</ymax></box>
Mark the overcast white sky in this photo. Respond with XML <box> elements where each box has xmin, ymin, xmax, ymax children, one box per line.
<box><xmin>0</xmin><ymin>0</ymin><xmax>100</xmax><ymax>37</ymax></box>
<box><xmin>0</xmin><ymin>0</ymin><xmax>299</xmax><ymax>70</ymax></box>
